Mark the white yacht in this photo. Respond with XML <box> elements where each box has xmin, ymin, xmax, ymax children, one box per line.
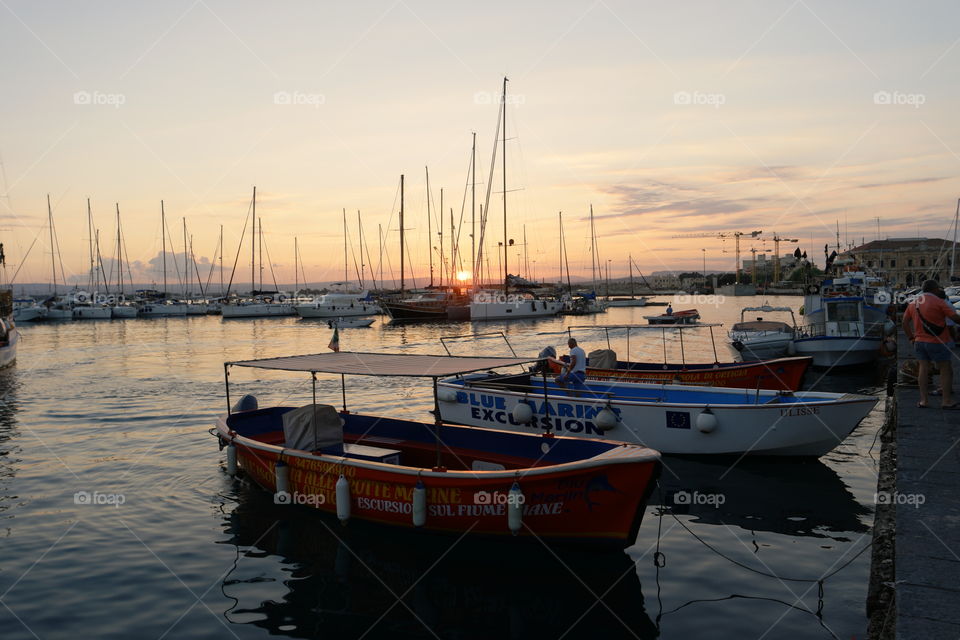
<box><xmin>295</xmin><ymin>291</ymin><xmax>380</xmax><ymax>318</ymax></box>
<box><xmin>729</xmin><ymin>305</ymin><xmax>798</xmax><ymax>361</ymax></box>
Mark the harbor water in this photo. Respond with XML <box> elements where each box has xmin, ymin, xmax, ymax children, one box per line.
<box><xmin>0</xmin><ymin>295</ymin><xmax>886</xmax><ymax>639</ymax></box>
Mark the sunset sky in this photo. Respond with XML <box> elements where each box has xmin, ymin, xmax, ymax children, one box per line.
<box><xmin>1</xmin><ymin>1</ymin><xmax>958</xmax><ymax>290</ymax></box>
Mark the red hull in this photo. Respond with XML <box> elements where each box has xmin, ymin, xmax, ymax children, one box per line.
<box><xmin>550</xmin><ymin>356</ymin><xmax>812</xmax><ymax>391</ymax></box>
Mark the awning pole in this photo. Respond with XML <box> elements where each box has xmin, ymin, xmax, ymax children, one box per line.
<box><xmin>341</xmin><ymin>374</ymin><xmax>347</xmax><ymax>413</ymax></box>
<box><xmin>626</xmin><ymin>328</ymin><xmax>630</xmax><ymax>363</ymax></box>
<box><xmin>709</xmin><ymin>326</ymin><xmax>718</xmax><ymax>363</ymax></box>
<box><xmin>661</xmin><ymin>328</ymin><xmax>667</xmax><ymax>364</ymax></box>
<box><xmin>432</xmin><ymin>377</ymin><xmax>444</xmax><ymax>470</ymax></box>
<box><xmin>541</xmin><ymin>370</ymin><xmax>552</xmax><ymax>436</ymax></box>
<box><xmin>605</xmin><ymin>328</ymin><xmax>611</xmax><ymax>350</ymax></box>
<box><xmin>312</xmin><ymin>372</ymin><xmax>319</xmax><ymax>452</ymax></box>
<box><xmin>679</xmin><ymin>328</ymin><xmax>686</xmax><ymax>367</ymax></box>
<box><xmin>224</xmin><ymin>364</ymin><xmax>232</xmax><ymax>415</ymax></box>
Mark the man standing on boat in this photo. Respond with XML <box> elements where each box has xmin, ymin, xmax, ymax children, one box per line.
<box><xmin>551</xmin><ymin>338</ymin><xmax>587</xmax><ymax>395</ymax></box>
<box><xmin>904</xmin><ymin>279</ymin><xmax>960</xmax><ymax>409</ymax></box>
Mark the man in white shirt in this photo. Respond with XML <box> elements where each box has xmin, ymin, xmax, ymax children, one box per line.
<box><xmin>551</xmin><ymin>338</ymin><xmax>587</xmax><ymax>395</ymax></box>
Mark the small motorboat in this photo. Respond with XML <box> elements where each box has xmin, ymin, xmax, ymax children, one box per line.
<box><xmin>643</xmin><ymin>309</ymin><xmax>700</xmax><ymax>325</ymax></box>
<box><xmin>546</xmin><ymin>352</ymin><xmax>811</xmax><ymax>391</ymax></box>
<box><xmin>326</xmin><ymin>316</ymin><xmax>375</xmax><ymax>329</ymax></box>
<box><xmin>437</xmin><ymin>371</ymin><xmax>877</xmax><ymax>457</ymax></box>
<box><xmin>729</xmin><ymin>305</ymin><xmax>798</xmax><ymax>361</ymax></box>
<box><xmin>215</xmin><ymin>352</ymin><xmax>661</xmax><ymax>547</ymax></box>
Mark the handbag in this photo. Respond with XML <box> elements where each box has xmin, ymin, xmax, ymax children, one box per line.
<box><xmin>915</xmin><ymin>299</ymin><xmax>946</xmax><ymax>337</ymax></box>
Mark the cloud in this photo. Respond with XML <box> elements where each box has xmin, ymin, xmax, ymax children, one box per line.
<box><xmin>856</xmin><ymin>176</ymin><xmax>948</xmax><ymax>189</ymax></box>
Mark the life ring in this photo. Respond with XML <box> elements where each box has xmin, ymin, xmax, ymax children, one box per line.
<box><xmin>807</xmin><ymin>284</ymin><xmax>819</xmax><ymax>294</ymax></box>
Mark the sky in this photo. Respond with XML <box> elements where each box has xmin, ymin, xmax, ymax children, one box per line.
<box><xmin>1</xmin><ymin>0</ymin><xmax>959</xmax><ymax>290</ymax></box>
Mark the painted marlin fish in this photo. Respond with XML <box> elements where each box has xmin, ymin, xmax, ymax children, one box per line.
<box><xmin>584</xmin><ymin>474</ymin><xmax>620</xmax><ymax>511</ymax></box>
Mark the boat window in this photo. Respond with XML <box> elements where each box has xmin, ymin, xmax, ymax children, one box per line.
<box><xmin>826</xmin><ymin>301</ymin><xmax>860</xmax><ymax>322</ymax></box>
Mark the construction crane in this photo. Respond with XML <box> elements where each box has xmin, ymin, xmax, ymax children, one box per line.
<box><xmin>672</xmin><ymin>230</ymin><xmax>762</xmax><ymax>284</ymax></box>
<box><xmin>770</xmin><ymin>234</ymin><xmax>799</xmax><ymax>283</ymax></box>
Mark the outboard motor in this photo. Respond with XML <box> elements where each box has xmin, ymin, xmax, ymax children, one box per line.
<box><xmin>531</xmin><ymin>345</ymin><xmax>557</xmax><ymax>374</ymax></box>
<box><xmin>232</xmin><ymin>394</ymin><xmax>259</xmax><ymax>413</ymax></box>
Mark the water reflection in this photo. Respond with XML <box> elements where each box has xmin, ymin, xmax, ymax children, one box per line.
<box><xmin>219</xmin><ymin>482</ymin><xmax>659</xmax><ymax>639</ymax></box>
<box><xmin>655</xmin><ymin>457</ymin><xmax>869</xmax><ymax>538</ymax></box>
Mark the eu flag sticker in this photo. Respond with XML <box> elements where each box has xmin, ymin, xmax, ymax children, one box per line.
<box><xmin>666</xmin><ymin>411</ymin><xmax>691</xmax><ymax>429</ymax></box>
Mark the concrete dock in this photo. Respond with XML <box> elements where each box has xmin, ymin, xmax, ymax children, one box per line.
<box><xmin>890</xmin><ymin>334</ymin><xmax>960</xmax><ymax>637</ymax></box>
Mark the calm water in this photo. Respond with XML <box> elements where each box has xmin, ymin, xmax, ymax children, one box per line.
<box><xmin>0</xmin><ymin>296</ymin><xmax>886</xmax><ymax>639</ymax></box>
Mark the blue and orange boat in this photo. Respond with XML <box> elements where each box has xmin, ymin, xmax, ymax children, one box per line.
<box><xmin>215</xmin><ymin>352</ymin><xmax>661</xmax><ymax>547</ymax></box>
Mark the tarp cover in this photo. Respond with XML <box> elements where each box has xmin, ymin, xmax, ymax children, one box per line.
<box><xmin>282</xmin><ymin>404</ymin><xmax>343</xmax><ymax>451</ymax></box>
<box><xmin>228</xmin><ymin>351</ymin><xmax>539</xmax><ymax>376</ymax></box>
<box><xmin>588</xmin><ymin>349</ymin><xmax>617</xmax><ymax>369</ymax></box>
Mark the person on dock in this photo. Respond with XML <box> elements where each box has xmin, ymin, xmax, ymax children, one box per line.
<box><xmin>903</xmin><ymin>279</ymin><xmax>960</xmax><ymax>409</ymax></box>
<box><xmin>550</xmin><ymin>338</ymin><xmax>587</xmax><ymax>396</ymax></box>
<box><xmin>665</xmin><ymin>304</ymin><xmax>674</xmax><ymax>315</ymax></box>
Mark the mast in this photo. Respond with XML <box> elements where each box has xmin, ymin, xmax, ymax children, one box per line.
<box><xmin>47</xmin><ymin>195</ymin><xmax>57</xmax><ymax>294</ymax></box>
<box><xmin>219</xmin><ymin>225</ymin><xmax>224</xmax><ymax>296</ymax></box>
<box><xmin>523</xmin><ymin>224</ymin><xmax>529</xmax><ymax>280</ymax></box>
<box><xmin>953</xmin><ymin>199</ymin><xmax>959</xmax><ymax>280</ymax></box>
<box><xmin>342</xmin><ymin>208</ymin><xmax>348</xmax><ymax>284</ymax></box>
<box><xmin>183</xmin><ymin>217</ymin><xmax>188</xmax><ymax>297</ymax></box>
<box><xmin>258</xmin><ymin>213</ymin><xmax>263</xmax><ymax>292</ymax></box>
<box><xmin>357</xmin><ymin>210</ymin><xmax>364</xmax><ymax>288</ymax></box>
<box><xmin>400</xmin><ymin>174</ymin><xmax>405</xmax><ymax>292</ymax></box>
<box><xmin>251</xmin><ymin>187</ymin><xmax>256</xmax><ymax>295</ymax></box>
<box><xmin>161</xmin><ymin>200</ymin><xmax>167</xmax><ymax>298</ymax></box>
<box><xmin>426</xmin><ymin>166</ymin><xmax>433</xmax><ymax>287</ymax></box>
<box><xmin>439</xmin><ymin>187</ymin><xmax>444</xmax><ymax>288</ymax></box>
<box><xmin>450</xmin><ymin>207</ymin><xmax>455</xmax><ymax>287</ymax></box>
<box><xmin>294</xmin><ymin>237</ymin><xmax>298</xmax><ymax>294</ymax></box>
<box><xmin>471</xmin><ymin>132</ymin><xmax>476</xmax><ymax>290</ymax></box>
<box><xmin>590</xmin><ymin>204</ymin><xmax>597</xmax><ymax>289</ymax></box>
<box><xmin>501</xmin><ymin>76</ymin><xmax>508</xmax><ymax>296</ymax></box>
<box><xmin>629</xmin><ymin>254</ymin><xmax>634</xmax><ymax>297</ymax></box>
<box><xmin>87</xmin><ymin>198</ymin><xmax>94</xmax><ymax>291</ymax></box>
<box><xmin>116</xmin><ymin>204</ymin><xmax>123</xmax><ymax>295</ymax></box>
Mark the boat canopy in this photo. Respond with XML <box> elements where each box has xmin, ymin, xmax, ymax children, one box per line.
<box><xmin>740</xmin><ymin>306</ymin><xmax>792</xmax><ymax>313</ymax></box>
<box><xmin>566</xmin><ymin>323</ymin><xmax>722</xmax><ymax>330</ymax></box>
<box><xmin>226</xmin><ymin>351</ymin><xmax>540</xmax><ymax>377</ymax></box>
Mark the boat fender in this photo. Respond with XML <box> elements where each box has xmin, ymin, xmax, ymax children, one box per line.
<box><xmin>595</xmin><ymin>407</ymin><xmax>618</xmax><ymax>431</ymax></box>
<box><xmin>696</xmin><ymin>408</ymin><xmax>718</xmax><ymax>434</ymax></box>
<box><xmin>787</xmin><ymin>341</ymin><xmax>797</xmax><ymax>356</ymax></box>
<box><xmin>232</xmin><ymin>394</ymin><xmax>259</xmax><ymax>413</ymax></box>
<box><xmin>336</xmin><ymin>474</ymin><xmax>351</xmax><ymax>523</ymax></box>
<box><xmin>437</xmin><ymin>387</ymin><xmax>459</xmax><ymax>403</ymax></box>
<box><xmin>226</xmin><ymin>441</ymin><xmax>237</xmax><ymax>476</ymax></box>
<box><xmin>507</xmin><ymin>481</ymin><xmax>523</xmax><ymax>534</ymax></box>
<box><xmin>274</xmin><ymin>459</ymin><xmax>290</xmax><ymax>501</ymax></box>
<box><xmin>412</xmin><ymin>478</ymin><xmax>427</xmax><ymax>527</ymax></box>
<box><xmin>512</xmin><ymin>401</ymin><xmax>534</xmax><ymax>424</ymax></box>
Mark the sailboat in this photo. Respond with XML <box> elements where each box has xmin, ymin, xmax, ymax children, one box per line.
<box><xmin>139</xmin><ymin>201</ymin><xmax>188</xmax><ymax>317</ymax></box>
<box><xmin>606</xmin><ymin>256</ymin><xmax>649</xmax><ymax>307</ymax></box>
<box><xmin>40</xmin><ymin>195</ymin><xmax>73</xmax><ymax>320</ymax></box>
<box><xmin>72</xmin><ymin>199</ymin><xmax>112</xmax><ymax>319</ymax></box>
<box><xmin>469</xmin><ymin>78</ymin><xmax>561</xmax><ymax>321</ymax></box>
<box><xmin>110</xmin><ymin>203</ymin><xmax>138</xmax><ymax>318</ymax></box>
<box><xmin>380</xmin><ymin>175</ymin><xmax>451</xmax><ymax>320</ymax></box>
<box><xmin>221</xmin><ymin>187</ymin><xmax>296</xmax><ymax>318</ymax></box>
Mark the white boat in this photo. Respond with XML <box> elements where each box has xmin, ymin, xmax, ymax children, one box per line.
<box><xmin>606</xmin><ymin>297</ymin><xmax>648</xmax><ymax>307</ymax></box>
<box><xmin>13</xmin><ymin>299</ymin><xmax>45</xmax><ymax>322</ymax></box>
<box><xmin>436</xmin><ymin>372</ymin><xmax>877</xmax><ymax>457</ymax></box>
<box><xmin>139</xmin><ymin>301</ymin><xmax>188</xmax><ymax>317</ymax></box>
<box><xmin>40</xmin><ymin>295</ymin><xmax>74</xmax><ymax>320</ymax></box>
<box><xmin>183</xmin><ymin>301</ymin><xmax>209</xmax><ymax>315</ymax></box>
<box><xmin>327</xmin><ymin>316</ymin><xmax>375</xmax><ymax>328</ymax></box>
<box><xmin>469</xmin><ymin>291</ymin><xmax>562</xmax><ymax>321</ymax></box>
<box><xmin>296</xmin><ymin>292</ymin><xmax>381</xmax><ymax>318</ymax></box>
<box><xmin>110</xmin><ymin>304</ymin><xmax>138</xmax><ymax>318</ymax></box>
<box><xmin>71</xmin><ymin>292</ymin><xmax>112</xmax><ymax>320</ymax></box>
<box><xmin>729</xmin><ymin>305</ymin><xmax>798</xmax><ymax>361</ymax></box>
<box><xmin>221</xmin><ymin>299</ymin><xmax>296</xmax><ymax>318</ymax></box>
<box><xmin>792</xmin><ymin>272</ymin><xmax>891</xmax><ymax>368</ymax></box>
<box><xmin>0</xmin><ymin>291</ymin><xmax>18</xmax><ymax>368</ymax></box>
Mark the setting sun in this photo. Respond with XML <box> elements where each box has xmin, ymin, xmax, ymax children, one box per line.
<box><xmin>455</xmin><ymin>270</ymin><xmax>472</xmax><ymax>282</ymax></box>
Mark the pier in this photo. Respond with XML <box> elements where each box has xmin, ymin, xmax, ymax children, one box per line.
<box><xmin>873</xmin><ymin>332</ymin><xmax>960</xmax><ymax>637</ymax></box>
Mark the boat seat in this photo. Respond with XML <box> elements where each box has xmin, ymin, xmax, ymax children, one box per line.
<box><xmin>282</xmin><ymin>404</ymin><xmax>343</xmax><ymax>451</ymax></box>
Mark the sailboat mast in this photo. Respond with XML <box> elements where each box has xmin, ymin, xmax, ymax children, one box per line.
<box><xmin>502</xmin><ymin>76</ymin><xmax>508</xmax><ymax>296</ymax></box>
<box><xmin>294</xmin><ymin>237</ymin><xmax>298</xmax><ymax>293</ymax></box>
<box><xmin>342</xmin><ymin>208</ymin><xmax>348</xmax><ymax>284</ymax></box>
<box><xmin>952</xmin><ymin>198</ymin><xmax>959</xmax><ymax>280</ymax></box>
<box><xmin>116</xmin><ymin>204</ymin><xmax>122</xmax><ymax>294</ymax></box>
<box><xmin>161</xmin><ymin>200</ymin><xmax>167</xmax><ymax>298</ymax></box>
<box><xmin>47</xmin><ymin>195</ymin><xmax>56</xmax><ymax>294</ymax></box>
<box><xmin>219</xmin><ymin>225</ymin><xmax>224</xmax><ymax>296</ymax></box>
<box><xmin>426</xmin><ymin>166</ymin><xmax>433</xmax><ymax>288</ymax></box>
<box><xmin>439</xmin><ymin>187</ymin><xmax>444</xmax><ymax>288</ymax></box>
<box><xmin>590</xmin><ymin>204</ymin><xmax>597</xmax><ymax>288</ymax></box>
<box><xmin>183</xmin><ymin>217</ymin><xmax>188</xmax><ymax>297</ymax></box>
<box><xmin>471</xmin><ymin>132</ymin><xmax>476</xmax><ymax>290</ymax></box>
<box><xmin>258</xmin><ymin>214</ymin><xmax>263</xmax><ymax>292</ymax></box>
<box><xmin>87</xmin><ymin>198</ymin><xmax>94</xmax><ymax>291</ymax></box>
<box><xmin>450</xmin><ymin>207</ymin><xmax>455</xmax><ymax>286</ymax></box>
<box><xmin>251</xmin><ymin>187</ymin><xmax>256</xmax><ymax>295</ymax></box>
<box><xmin>629</xmin><ymin>254</ymin><xmax>634</xmax><ymax>296</ymax></box>
<box><xmin>400</xmin><ymin>175</ymin><xmax>405</xmax><ymax>292</ymax></box>
<box><xmin>357</xmin><ymin>210</ymin><xmax>364</xmax><ymax>288</ymax></box>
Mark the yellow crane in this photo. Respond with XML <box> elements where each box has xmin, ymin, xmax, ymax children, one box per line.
<box><xmin>770</xmin><ymin>234</ymin><xmax>799</xmax><ymax>283</ymax></box>
<box><xmin>672</xmin><ymin>230</ymin><xmax>762</xmax><ymax>284</ymax></box>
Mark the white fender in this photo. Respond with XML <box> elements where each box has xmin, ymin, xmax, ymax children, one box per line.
<box><xmin>274</xmin><ymin>460</ymin><xmax>290</xmax><ymax>500</ymax></box>
<box><xmin>226</xmin><ymin>442</ymin><xmax>237</xmax><ymax>476</ymax></box>
<box><xmin>507</xmin><ymin>482</ymin><xmax>524</xmax><ymax>534</ymax></box>
<box><xmin>696</xmin><ymin>408</ymin><xmax>718</xmax><ymax>434</ymax></box>
<box><xmin>336</xmin><ymin>474</ymin><xmax>351</xmax><ymax>523</ymax></box>
<box><xmin>595</xmin><ymin>407</ymin><xmax>618</xmax><ymax>431</ymax></box>
<box><xmin>512</xmin><ymin>401</ymin><xmax>534</xmax><ymax>424</ymax></box>
<box><xmin>437</xmin><ymin>388</ymin><xmax>459</xmax><ymax>403</ymax></box>
<box><xmin>787</xmin><ymin>341</ymin><xmax>797</xmax><ymax>356</ymax></box>
<box><xmin>412</xmin><ymin>479</ymin><xmax>427</xmax><ymax>527</ymax></box>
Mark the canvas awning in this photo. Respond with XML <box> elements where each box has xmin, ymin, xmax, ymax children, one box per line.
<box><xmin>566</xmin><ymin>323</ymin><xmax>723</xmax><ymax>330</ymax></box>
<box><xmin>226</xmin><ymin>351</ymin><xmax>540</xmax><ymax>377</ymax></box>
